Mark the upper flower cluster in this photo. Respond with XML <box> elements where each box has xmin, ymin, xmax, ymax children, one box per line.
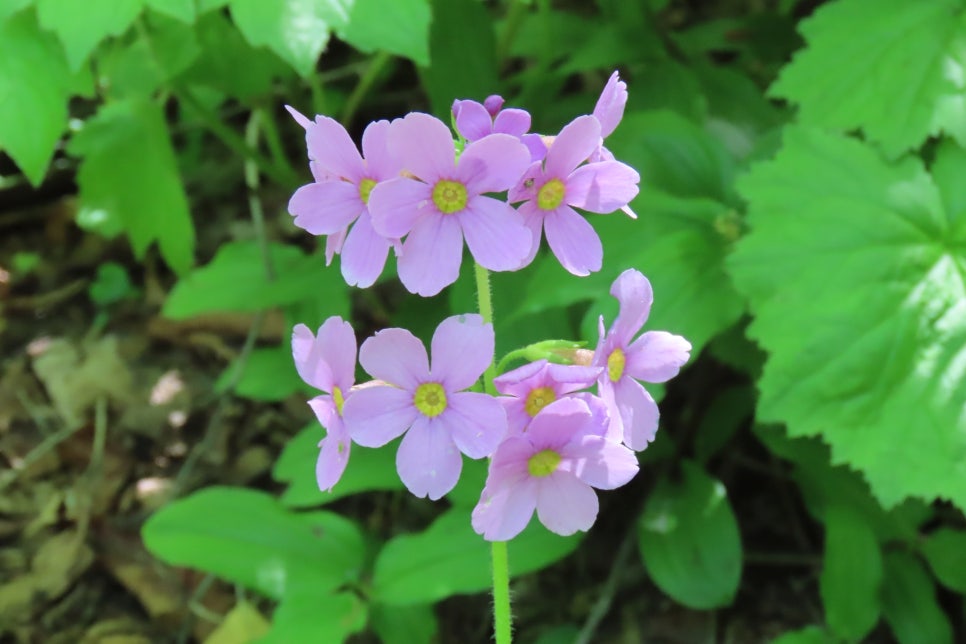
<box><xmin>294</xmin><ymin>269</ymin><xmax>690</xmax><ymax>541</ymax></box>
<box><xmin>287</xmin><ymin>71</ymin><xmax>639</xmax><ymax>296</ymax></box>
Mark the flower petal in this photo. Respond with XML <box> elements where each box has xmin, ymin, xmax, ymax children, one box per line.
<box><xmin>396</xmin><ymin>416</ymin><xmax>463</xmax><ymax>500</ymax></box>
<box><xmin>566</xmin><ymin>434</ymin><xmax>638</xmax><ymax>490</ymax></box>
<box><xmin>493</xmin><ymin>360</ymin><xmax>548</xmax><ymax>397</ymax></box>
<box><xmin>613</xmin><ymin>377</ymin><xmax>659</xmax><ymax>451</ymax></box>
<box><xmin>340</xmin><ymin>210</ymin><xmax>392</xmax><ymax>288</ymax></box>
<box><xmin>567</xmin><ymin>161</ymin><xmax>640</xmax><ymax>214</ymax></box>
<box><xmin>493</xmin><ymin>108</ymin><xmax>531</xmax><ymax>138</ymax></box>
<box><xmin>525</xmin><ymin>397</ymin><xmax>592</xmax><ymax>451</ymax></box>
<box><xmin>544</xmin><ymin>205</ymin><xmax>603</xmax><ymax>276</ymax></box>
<box><xmin>285</xmin><ymin>104</ymin><xmax>312</xmax><ymax>129</ymax></box>
<box><xmin>454</xmin><ymin>99</ymin><xmax>493</xmax><ymax>141</ymax></box>
<box><xmin>445</xmin><ymin>392</ymin><xmax>507</xmax><ymax>458</ymax></box>
<box><xmin>397</xmin><ymin>214</ymin><xmax>464</xmax><ymax>297</ymax></box>
<box><xmin>361</xmin><ymin>119</ymin><xmax>401</xmax><ymax>179</ymax></box>
<box><xmin>358</xmin><ymin>327</ymin><xmax>429</xmax><ymax>388</ymax></box>
<box><xmin>288</xmin><ymin>181</ymin><xmax>362</xmax><ymax>235</ymax></box>
<box><xmin>292</xmin><ymin>323</ymin><xmax>333</xmax><ymax>390</ymax></box>
<box><xmin>293</xmin><ymin>318</ymin><xmax>354</xmax><ymax>392</ymax></box>
<box><xmin>544</xmin><ymin>115</ymin><xmax>601</xmax><ymax>178</ymax></box>
<box><xmin>459</xmin><ymin>197</ymin><xmax>532</xmax><ymax>272</ymax></box>
<box><xmin>609</xmin><ymin>269</ymin><xmax>654</xmax><ymax>345</ymax></box>
<box><xmin>324</xmin><ymin>227</ymin><xmax>347</xmax><ymax>264</ymax></box>
<box><xmin>457</xmin><ymin>134</ymin><xmax>531</xmax><ymax>194</ymax></box>
<box><xmin>306</xmin><ymin>116</ymin><xmax>365</xmax><ymax>181</ymax></box>
<box><xmin>592</xmin><ymin>71</ymin><xmax>627</xmax><ymax>139</ymax></box>
<box><xmin>508</xmin><ymin>161</ymin><xmax>544</xmax><ymax>203</ymax></box>
<box><xmin>309</xmin><ymin>400</ymin><xmax>351</xmax><ymax>492</ymax></box>
<box><xmin>342</xmin><ymin>385</ymin><xmax>417</xmax><ymax>447</ymax></box>
<box><xmin>626</xmin><ymin>331</ymin><xmax>692</xmax><ymax>383</ymax></box>
<box><xmin>389</xmin><ymin>112</ymin><xmax>456</xmax><ymax>182</ymax></box>
<box><xmin>472</xmin><ymin>478</ymin><xmax>537</xmax><ymax>541</ymax></box>
<box><xmin>368</xmin><ymin>177</ymin><xmax>433</xmax><ymax>239</ymax></box>
<box><xmin>535</xmin><ymin>472</ymin><xmax>598</xmax><ymax>536</ymax></box>
<box><xmin>430</xmin><ymin>314</ymin><xmax>492</xmax><ymax>390</ymax></box>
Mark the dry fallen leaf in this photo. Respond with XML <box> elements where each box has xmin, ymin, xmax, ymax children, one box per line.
<box><xmin>203</xmin><ymin>601</ymin><xmax>271</xmax><ymax>644</ymax></box>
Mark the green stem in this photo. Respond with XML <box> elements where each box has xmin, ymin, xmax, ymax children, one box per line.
<box><xmin>496</xmin><ymin>0</ymin><xmax>528</xmax><ymax>66</ymax></box>
<box><xmin>339</xmin><ymin>51</ymin><xmax>393</xmax><ymax>128</ymax></box>
<box><xmin>474</xmin><ymin>262</ymin><xmax>512</xmax><ymax>644</ymax></box>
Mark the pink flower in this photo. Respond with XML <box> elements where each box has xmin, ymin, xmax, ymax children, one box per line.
<box><xmin>593</xmin><ymin>269</ymin><xmax>691</xmax><ymax>451</ymax></box>
<box><xmin>291</xmin><ymin>317</ymin><xmax>358</xmax><ymax>492</ymax></box>
<box><xmin>508</xmin><ymin>115</ymin><xmax>640</xmax><ymax>276</ymax></box>
<box><xmin>367</xmin><ymin>112</ymin><xmax>533</xmax><ymax>297</ymax></box>
<box><xmin>493</xmin><ymin>359</ymin><xmax>601</xmax><ymax>436</ymax></box>
<box><xmin>452</xmin><ymin>96</ymin><xmax>546</xmax><ymax>161</ymax></box>
<box><xmin>341</xmin><ymin>314</ymin><xmax>507</xmax><ymax>500</ymax></box>
<box><xmin>287</xmin><ymin>107</ymin><xmax>402</xmax><ymax>288</ymax></box>
<box><xmin>592</xmin><ymin>70</ymin><xmax>628</xmax><ymax>159</ymax></box>
<box><xmin>471</xmin><ymin>397</ymin><xmax>638</xmax><ymax>541</ymax></box>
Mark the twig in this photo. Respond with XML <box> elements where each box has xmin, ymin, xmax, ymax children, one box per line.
<box><xmin>574</xmin><ymin>528</ymin><xmax>638</xmax><ymax>644</ymax></box>
<box><xmin>4</xmin><ymin>278</ymin><xmax>88</xmax><ymax>311</ymax></box>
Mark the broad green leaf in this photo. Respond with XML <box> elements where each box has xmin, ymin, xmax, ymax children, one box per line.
<box><xmin>144</xmin><ymin>0</ymin><xmax>195</xmax><ymax>22</ymax></box>
<box><xmin>260</xmin><ymin>590</ymin><xmax>367</xmax><ymax>643</ymax></box>
<box><xmin>274</xmin><ymin>426</ymin><xmax>404</xmax><ymax>507</ymax></box>
<box><xmin>729</xmin><ymin>128</ymin><xmax>966</xmax><ymax>509</ymax></box>
<box><xmin>771</xmin><ymin>626</ymin><xmax>836</xmax><ymax>644</ymax></box>
<box><xmin>371</xmin><ymin>507</ymin><xmax>582</xmax><ymax>605</ymax></box>
<box><xmin>770</xmin><ymin>0</ymin><xmax>966</xmax><ymax>157</ymax></box>
<box><xmin>69</xmin><ymin>98</ymin><xmax>195</xmax><ymax>274</ymax></box>
<box><xmin>420</xmin><ymin>0</ymin><xmax>497</xmax><ymax>118</ymax></box>
<box><xmin>228</xmin><ymin>0</ymin><xmax>347</xmax><ymax>77</ymax></box>
<box><xmin>0</xmin><ymin>0</ymin><xmax>32</xmax><ymax>21</ymax></box>
<box><xmin>693</xmin><ymin>386</ymin><xmax>754</xmax><ymax>465</ymax></box>
<box><xmin>142</xmin><ymin>486</ymin><xmax>365</xmax><ymax>600</ymax></box>
<box><xmin>339</xmin><ymin>0</ymin><xmax>430</xmax><ymax>66</ymax></box>
<box><xmin>219</xmin><ymin>345</ymin><xmax>306</xmax><ymax>401</ymax></box>
<box><xmin>36</xmin><ymin>0</ymin><xmax>143</xmax><ymax>70</ymax></box>
<box><xmin>0</xmin><ymin>9</ymin><xmax>71</xmax><ymax>185</ymax></box>
<box><xmin>637</xmin><ymin>460</ymin><xmax>742</xmax><ymax>609</ymax></box>
<box><xmin>921</xmin><ymin>528</ymin><xmax>966</xmax><ymax>593</ymax></box>
<box><xmin>881</xmin><ymin>551</ymin><xmax>952</xmax><ymax>644</ymax></box>
<box><xmin>819</xmin><ymin>503</ymin><xmax>882</xmax><ymax>641</ymax></box>
<box><xmin>369</xmin><ymin>602</ymin><xmax>438</xmax><ymax>644</ymax></box>
<box><xmin>163</xmin><ymin>241</ymin><xmax>347</xmax><ymax>318</ymax></box>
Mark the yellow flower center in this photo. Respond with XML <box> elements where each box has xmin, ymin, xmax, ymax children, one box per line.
<box><xmin>527</xmin><ymin>449</ymin><xmax>561</xmax><ymax>477</ymax></box>
<box><xmin>607</xmin><ymin>348</ymin><xmax>625</xmax><ymax>382</ymax></box>
<box><xmin>432</xmin><ymin>179</ymin><xmax>468</xmax><ymax>214</ymax></box>
<box><xmin>358</xmin><ymin>178</ymin><xmax>376</xmax><ymax>204</ymax></box>
<box><xmin>524</xmin><ymin>386</ymin><xmax>556</xmax><ymax>418</ymax></box>
<box><xmin>537</xmin><ymin>178</ymin><xmax>565</xmax><ymax>210</ymax></box>
<box><xmin>332</xmin><ymin>386</ymin><xmax>345</xmax><ymax>416</ymax></box>
<box><xmin>413</xmin><ymin>382</ymin><xmax>447</xmax><ymax>417</ymax></box>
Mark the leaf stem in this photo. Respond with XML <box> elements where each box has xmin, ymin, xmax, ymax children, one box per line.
<box><xmin>339</xmin><ymin>51</ymin><xmax>393</xmax><ymax>128</ymax></box>
<box><xmin>474</xmin><ymin>263</ymin><xmax>499</xmax><ymax>395</ymax></box>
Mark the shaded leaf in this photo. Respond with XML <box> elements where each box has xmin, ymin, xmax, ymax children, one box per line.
<box><xmin>339</xmin><ymin>0</ymin><xmax>430</xmax><ymax>66</ymax></box>
<box><xmin>881</xmin><ymin>550</ymin><xmax>952</xmax><ymax>644</ymax></box>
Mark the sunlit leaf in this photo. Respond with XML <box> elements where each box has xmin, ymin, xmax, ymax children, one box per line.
<box><xmin>36</xmin><ymin>0</ymin><xmax>143</xmax><ymax>70</ymax></box>
<box><xmin>339</xmin><ymin>0</ymin><xmax>430</xmax><ymax>66</ymax></box>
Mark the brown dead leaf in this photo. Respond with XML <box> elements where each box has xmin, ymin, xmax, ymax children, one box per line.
<box><xmin>203</xmin><ymin>601</ymin><xmax>271</xmax><ymax>644</ymax></box>
<box><xmin>97</xmin><ymin>531</ymin><xmax>183</xmax><ymax>622</ymax></box>
<box><xmin>78</xmin><ymin>617</ymin><xmax>153</xmax><ymax>644</ymax></box>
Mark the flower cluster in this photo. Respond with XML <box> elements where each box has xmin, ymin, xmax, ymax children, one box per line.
<box><xmin>287</xmin><ymin>71</ymin><xmax>640</xmax><ymax>295</ymax></box>
<box><xmin>293</xmin><ymin>270</ymin><xmax>690</xmax><ymax>541</ymax></box>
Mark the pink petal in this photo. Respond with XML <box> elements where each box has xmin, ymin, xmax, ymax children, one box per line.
<box><xmin>396</xmin><ymin>416</ymin><xmax>463</xmax><ymax>500</ymax></box>
<box><xmin>430</xmin><ymin>314</ymin><xmax>493</xmax><ymax>390</ymax></box>
<box><xmin>325</xmin><ymin>227</ymin><xmax>347</xmax><ymax>264</ymax></box>
<box><xmin>340</xmin><ymin>210</ymin><xmax>392</xmax><ymax>288</ymax></box>
<box><xmin>521</xmin><ymin>133</ymin><xmax>547</xmax><ymax>162</ymax></box>
<box><xmin>359</xmin><ymin>327</ymin><xmax>429</xmax><ymax>389</ymax></box>
<box><xmin>567</xmin><ymin>161</ymin><xmax>640</xmax><ymax>213</ymax></box>
<box><xmin>341</xmin><ymin>385</ymin><xmax>417</xmax><ymax>447</ymax></box>
<box><xmin>493</xmin><ymin>108</ymin><xmax>531</xmax><ymax>138</ymax></box>
<box><xmin>397</xmin><ymin>214</ymin><xmax>464</xmax><ymax>297</ymax></box>
<box><xmin>544</xmin><ymin>115</ymin><xmax>601</xmax><ymax>178</ymax></box>
<box><xmin>454</xmin><ymin>100</ymin><xmax>493</xmax><ymax>141</ymax></box>
<box><xmin>368</xmin><ymin>177</ymin><xmax>433</xmax><ymax>239</ymax></box>
<box><xmin>472</xmin><ymin>479</ymin><xmax>538</xmax><ymax>541</ymax></box>
<box><xmin>544</xmin><ymin>205</ymin><xmax>603</xmax><ymax>276</ymax></box>
<box><xmin>310</xmin><ymin>405</ymin><xmax>351</xmax><ymax>492</ymax></box>
<box><xmin>444</xmin><ymin>392</ymin><xmax>507</xmax><ymax>458</ymax></box>
<box><xmin>525</xmin><ymin>397</ymin><xmax>592</xmax><ymax>450</ymax></box>
<box><xmin>459</xmin><ymin>197</ymin><xmax>532</xmax><ymax>272</ymax></box>
<box><xmin>292</xmin><ymin>324</ymin><xmax>333</xmax><ymax>391</ymax></box>
<box><xmin>516</xmin><ymin>202</ymin><xmax>545</xmax><ymax>270</ymax></box>
<box><xmin>610</xmin><ymin>269</ymin><xmax>654</xmax><ymax>345</ymax></box>
<box><xmin>493</xmin><ymin>360</ymin><xmax>547</xmax><ymax>397</ymax></box>
<box><xmin>306</xmin><ymin>116</ymin><xmax>365</xmax><ymax>181</ymax></box>
<box><xmin>288</xmin><ymin>181</ymin><xmax>363</xmax><ymax>235</ymax></box>
<box><xmin>457</xmin><ymin>134</ymin><xmax>531</xmax><ymax>194</ymax></box>
<box><xmin>613</xmin><ymin>377</ymin><xmax>659</xmax><ymax>451</ymax></box>
<box><xmin>535</xmin><ymin>472</ymin><xmax>598</xmax><ymax>536</ymax></box>
<box><xmin>389</xmin><ymin>112</ymin><xmax>456</xmax><ymax>182</ymax></box>
<box><xmin>285</xmin><ymin>105</ymin><xmax>312</xmax><ymax>129</ymax></box>
<box><xmin>361</xmin><ymin>119</ymin><xmax>401</xmax><ymax>178</ymax></box>
<box><xmin>626</xmin><ymin>331</ymin><xmax>692</xmax><ymax>383</ymax></box>
<box><xmin>592</xmin><ymin>71</ymin><xmax>627</xmax><ymax>139</ymax></box>
<box><xmin>566</xmin><ymin>435</ymin><xmax>638</xmax><ymax>490</ymax></box>
<box><xmin>508</xmin><ymin>161</ymin><xmax>544</xmax><ymax>203</ymax></box>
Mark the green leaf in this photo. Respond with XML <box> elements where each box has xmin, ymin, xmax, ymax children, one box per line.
<box><xmin>420</xmin><ymin>0</ymin><xmax>497</xmax><ymax>118</ymax></box>
<box><xmin>219</xmin><ymin>345</ymin><xmax>306</xmax><ymax>401</ymax></box>
<box><xmin>372</xmin><ymin>507</ymin><xmax>583</xmax><ymax>605</ymax></box>
<box><xmin>163</xmin><ymin>241</ymin><xmax>347</xmax><ymax>318</ymax></box>
<box><xmin>274</xmin><ymin>427</ymin><xmax>405</xmax><ymax>508</ymax></box>
<box><xmin>0</xmin><ymin>9</ymin><xmax>71</xmax><ymax>185</ymax></box>
<box><xmin>339</xmin><ymin>0</ymin><xmax>429</xmax><ymax>66</ymax></box>
<box><xmin>881</xmin><ymin>551</ymin><xmax>952</xmax><ymax>644</ymax></box>
<box><xmin>143</xmin><ymin>487</ymin><xmax>365</xmax><ymax>600</ymax></box>
<box><xmin>69</xmin><ymin>98</ymin><xmax>195</xmax><ymax>275</ymax></box>
<box><xmin>36</xmin><ymin>0</ymin><xmax>144</xmax><ymax>70</ymax></box>
<box><xmin>89</xmin><ymin>262</ymin><xmax>134</xmax><ymax>306</ymax></box>
<box><xmin>0</xmin><ymin>0</ymin><xmax>32</xmax><ymax>21</ymax></box>
<box><xmin>729</xmin><ymin>128</ymin><xmax>966</xmax><ymax>509</ymax></box>
<box><xmin>693</xmin><ymin>386</ymin><xmax>754</xmax><ymax>465</ymax></box>
<box><xmin>228</xmin><ymin>0</ymin><xmax>346</xmax><ymax>77</ymax></box>
<box><xmin>819</xmin><ymin>503</ymin><xmax>882</xmax><ymax>641</ymax></box>
<box><xmin>144</xmin><ymin>0</ymin><xmax>195</xmax><ymax>22</ymax></box>
<box><xmin>260</xmin><ymin>590</ymin><xmax>367</xmax><ymax>643</ymax></box>
<box><xmin>369</xmin><ymin>602</ymin><xmax>438</xmax><ymax>644</ymax></box>
<box><xmin>921</xmin><ymin>528</ymin><xmax>966</xmax><ymax>593</ymax></box>
<box><xmin>637</xmin><ymin>461</ymin><xmax>742</xmax><ymax>609</ymax></box>
<box><xmin>771</xmin><ymin>626</ymin><xmax>836</xmax><ymax>644</ymax></box>
<box><xmin>770</xmin><ymin>0</ymin><xmax>966</xmax><ymax>157</ymax></box>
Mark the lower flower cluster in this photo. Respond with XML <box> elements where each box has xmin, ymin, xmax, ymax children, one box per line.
<box><xmin>293</xmin><ymin>269</ymin><xmax>691</xmax><ymax>541</ymax></box>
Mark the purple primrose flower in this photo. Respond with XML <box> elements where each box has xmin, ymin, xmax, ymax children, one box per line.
<box><xmin>292</xmin><ymin>317</ymin><xmax>358</xmax><ymax>492</ymax></box>
<box><xmin>471</xmin><ymin>397</ymin><xmax>638</xmax><ymax>541</ymax></box>
<box><xmin>591</xmin><ymin>70</ymin><xmax>628</xmax><ymax>161</ymax></box>
<box><xmin>593</xmin><ymin>269</ymin><xmax>691</xmax><ymax>451</ymax></box>
<box><xmin>341</xmin><ymin>314</ymin><xmax>508</xmax><ymax>500</ymax></box>
<box><xmin>452</xmin><ymin>95</ymin><xmax>546</xmax><ymax>161</ymax></box>
<box><xmin>287</xmin><ymin>107</ymin><xmax>402</xmax><ymax>287</ymax></box>
<box><xmin>493</xmin><ymin>359</ymin><xmax>601</xmax><ymax>436</ymax></box>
